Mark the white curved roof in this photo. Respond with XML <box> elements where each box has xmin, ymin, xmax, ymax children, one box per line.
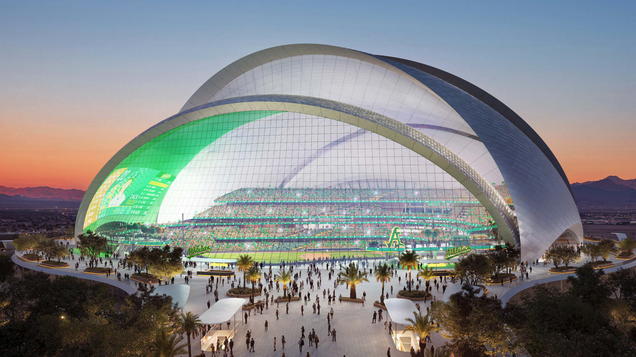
<box><xmin>76</xmin><ymin>43</ymin><xmax>582</xmax><ymax>263</ymax></box>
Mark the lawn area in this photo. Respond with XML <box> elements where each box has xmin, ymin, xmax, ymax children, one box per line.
<box><xmin>201</xmin><ymin>250</ymin><xmax>384</xmax><ymax>263</ymax></box>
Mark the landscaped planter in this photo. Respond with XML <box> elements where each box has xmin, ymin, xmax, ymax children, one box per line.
<box><xmin>486</xmin><ymin>273</ymin><xmax>517</xmax><ymax>285</ymax></box>
<box><xmin>397</xmin><ymin>290</ymin><xmax>432</xmax><ymax>301</ymax></box>
<box><xmin>549</xmin><ymin>267</ymin><xmax>577</xmax><ymax>274</ymax></box>
<box><xmin>374</xmin><ymin>302</ymin><xmax>387</xmax><ymax>310</ymax></box>
<box><xmin>40</xmin><ymin>261</ymin><xmax>70</xmax><ymax>268</ymax></box>
<box><xmin>84</xmin><ymin>267</ymin><xmax>113</xmax><ymax>275</ymax></box>
<box><xmin>227</xmin><ymin>288</ymin><xmax>261</xmax><ymax>298</ymax></box>
<box><xmin>340</xmin><ymin>296</ymin><xmax>364</xmax><ymax>303</ymax></box>
<box><xmin>131</xmin><ymin>273</ymin><xmax>160</xmax><ymax>284</ymax></box>
<box><xmin>592</xmin><ymin>261</ymin><xmax>614</xmax><ymax>269</ymax></box>
<box><xmin>615</xmin><ymin>252</ymin><xmax>635</xmax><ymax>260</ymax></box>
<box><xmin>19</xmin><ymin>254</ymin><xmax>41</xmax><ymax>262</ymax></box>
<box><xmin>197</xmin><ymin>270</ymin><xmax>235</xmax><ymax>277</ymax></box>
<box><xmin>277</xmin><ymin>295</ymin><xmax>300</xmax><ymax>302</ymax></box>
<box><xmin>584</xmin><ymin>237</ymin><xmax>601</xmax><ymax>243</ymax></box>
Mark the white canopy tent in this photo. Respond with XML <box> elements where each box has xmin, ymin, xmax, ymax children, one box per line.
<box><xmin>384</xmin><ymin>298</ymin><xmax>419</xmax><ymax>325</ymax></box>
<box><xmin>384</xmin><ymin>298</ymin><xmax>420</xmax><ymax>352</ymax></box>
<box><xmin>199</xmin><ymin>298</ymin><xmax>246</xmax><ymax>352</ymax></box>
<box><xmin>153</xmin><ymin>284</ymin><xmax>190</xmax><ymax>309</ymax></box>
<box><xmin>200</xmin><ymin>298</ymin><xmax>246</xmax><ymax>324</ymax></box>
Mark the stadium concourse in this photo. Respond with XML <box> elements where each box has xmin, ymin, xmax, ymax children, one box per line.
<box><xmin>14</xmin><ymin>242</ymin><xmax>636</xmax><ymax>357</ymax></box>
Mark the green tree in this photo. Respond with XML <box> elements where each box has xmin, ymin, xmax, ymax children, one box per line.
<box><xmin>337</xmin><ymin>263</ymin><xmax>369</xmax><ymax>299</ymax></box>
<box><xmin>486</xmin><ymin>245</ymin><xmax>519</xmax><ymax>276</ymax></box>
<box><xmin>236</xmin><ymin>254</ymin><xmax>254</xmax><ymax>290</ymax></box>
<box><xmin>151</xmin><ymin>330</ymin><xmax>188</xmax><ymax>357</ymax></box>
<box><xmin>404</xmin><ymin>311</ymin><xmax>439</xmax><ymax>352</ymax></box>
<box><xmin>597</xmin><ymin>239</ymin><xmax>618</xmax><ymax>261</ymax></box>
<box><xmin>0</xmin><ymin>255</ymin><xmax>14</xmax><ymax>282</ymax></box>
<box><xmin>607</xmin><ymin>268</ymin><xmax>636</xmax><ymax>304</ymax></box>
<box><xmin>417</xmin><ymin>266</ymin><xmax>436</xmax><ymax>291</ymax></box>
<box><xmin>545</xmin><ymin>245</ymin><xmax>580</xmax><ymax>268</ymax></box>
<box><xmin>454</xmin><ymin>254</ymin><xmax>492</xmax><ymax>285</ymax></box>
<box><xmin>374</xmin><ymin>263</ymin><xmax>391</xmax><ymax>303</ymax></box>
<box><xmin>245</xmin><ymin>266</ymin><xmax>262</xmax><ymax>303</ymax></box>
<box><xmin>76</xmin><ymin>231</ymin><xmax>108</xmax><ymax>264</ymax></box>
<box><xmin>567</xmin><ymin>263</ymin><xmax>612</xmax><ymax>306</ymax></box>
<box><xmin>177</xmin><ymin>311</ymin><xmax>201</xmax><ymax>357</ymax></box>
<box><xmin>128</xmin><ymin>246</ymin><xmax>152</xmax><ymax>275</ymax></box>
<box><xmin>512</xmin><ymin>285</ymin><xmax>635</xmax><ymax>356</ymax></box>
<box><xmin>13</xmin><ymin>234</ymin><xmax>47</xmax><ymax>259</ymax></box>
<box><xmin>399</xmin><ymin>250</ymin><xmax>420</xmax><ymax>292</ymax></box>
<box><xmin>435</xmin><ymin>285</ymin><xmax>513</xmax><ymax>356</ymax></box>
<box><xmin>582</xmin><ymin>243</ymin><xmax>601</xmax><ymax>263</ymax></box>
<box><xmin>617</xmin><ymin>238</ymin><xmax>636</xmax><ymax>256</ymax></box>
<box><xmin>148</xmin><ymin>245</ymin><xmax>184</xmax><ymax>283</ymax></box>
<box><xmin>274</xmin><ymin>268</ymin><xmax>292</xmax><ymax>297</ymax></box>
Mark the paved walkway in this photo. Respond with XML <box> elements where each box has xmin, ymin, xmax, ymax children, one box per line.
<box><xmin>12</xmin><ymin>245</ymin><xmax>636</xmax><ymax>357</ymax></box>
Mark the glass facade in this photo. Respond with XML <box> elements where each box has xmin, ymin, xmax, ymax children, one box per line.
<box><xmin>84</xmin><ymin>110</ymin><xmax>508</xmax><ymax>262</ymax></box>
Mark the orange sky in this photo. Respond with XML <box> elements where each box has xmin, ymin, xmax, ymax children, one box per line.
<box><xmin>1</xmin><ymin>98</ymin><xmax>634</xmax><ymax>191</ymax></box>
<box><xmin>1</xmin><ymin>2</ymin><xmax>634</xmax><ymax>191</ymax></box>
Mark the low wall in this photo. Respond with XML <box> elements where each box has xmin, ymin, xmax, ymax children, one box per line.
<box><xmin>12</xmin><ymin>253</ymin><xmax>136</xmax><ymax>298</ymax></box>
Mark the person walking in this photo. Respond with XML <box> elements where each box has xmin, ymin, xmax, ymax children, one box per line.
<box><xmin>276</xmin><ymin>309</ymin><xmax>279</xmax><ymax>320</ymax></box>
<box><xmin>244</xmin><ymin>312</ymin><xmax>248</xmax><ymax>324</ymax></box>
<box><xmin>286</xmin><ymin>303</ymin><xmax>289</xmax><ymax>314</ymax></box>
<box><xmin>265</xmin><ymin>320</ymin><xmax>268</xmax><ymax>331</ymax></box>
<box><xmin>331</xmin><ymin>328</ymin><xmax>336</xmax><ymax>341</ymax></box>
<box><xmin>273</xmin><ymin>337</ymin><xmax>276</xmax><ymax>351</ymax></box>
<box><xmin>301</xmin><ymin>305</ymin><xmax>304</xmax><ymax>315</ymax></box>
<box><xmin>298</xmin><ymin>337</ymin><xmax>304</xmax><ymax>353</ymax></box>
<box><xmin>314</xmin><ymin>335</ymin><xmax>319</xmax><ymax>349</ymax></box>
<box><xmin>281</xmin><ymin>335</ymin><xmax>286</xmax><ymax>349</ymax></box>
<box><xmin>249</xmin><ymin>338</ymin><xmax>255</xmax><ymax>353</ymax></box>
<box><xmin>387</xmin><ymin>347</ymin><xmax>391</xmax><ymax>357</ymax></box>
<box><xmin>372</xmin><ymin>311</ymin><xmax>377</xmax><ymax>323</ymax></box>
<box><xmin>229</xmin><ymin>339</ymin><xmax>234</xmax><ymax>354</ymax></box>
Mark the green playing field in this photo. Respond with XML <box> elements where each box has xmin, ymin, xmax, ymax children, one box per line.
<box><xmin>201</xmin><ymin>250</ymin><xmax>385</xmax><ymax>263</ymax></box>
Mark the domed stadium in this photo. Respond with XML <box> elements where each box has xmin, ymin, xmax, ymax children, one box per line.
<box><xmin>75</xmin><ymin>44</ymin><xmax>582</xmax><ymax>263</ymax></box>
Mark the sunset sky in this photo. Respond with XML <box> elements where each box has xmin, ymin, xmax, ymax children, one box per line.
<box><xmin>1</xmin><ymin>1</ymin><xmax>635</xmax><ymax>190</ymax></box>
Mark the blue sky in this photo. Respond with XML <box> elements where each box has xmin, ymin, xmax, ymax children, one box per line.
<box><xmin>0</xmin><ymin>0</ymin><xmax>634</xmax><ymax>188</ymax></box>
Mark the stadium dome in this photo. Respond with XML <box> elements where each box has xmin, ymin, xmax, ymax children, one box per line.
<box><xmin>75</xmin><ymin>44</ymin><xmax>582</xmax><ymax>263</ymax></box>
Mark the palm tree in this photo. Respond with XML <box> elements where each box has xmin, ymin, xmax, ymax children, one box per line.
<box><xmin>374</xmin><ymin>263</ymin><xmax>391</xmax><ymax>303</ymax></box>
<box><xmin>405</xmin><ymin>311</ymin><xmax>439</xmax><ymax>354</ymax></box>
<box><xmin>399</xmin><ymin>250</ymin><xmax>420</xmax><ymax>292</ymax></box>
<box><xmin>236</xmin><ymin>254</ymin><xmax>254</xmax><ymax>290</ymax></box>
<box><xmin>274</xmin><ymin>268</ymin><xmax>292</xmax><ymax>297</ymax></box>
<box><xmin>246</xmin><ymin>266</ymin><xmax>262</xmax><ymax>303</ymax></box>
<box><xmin>152</xmin><ymin>330</ymin><xmax>188</xmax><ymax>357</ymax></box>
<box><xmin>417</xmin><ymin>266</ymin><xmax>435</xmax><ymax>288</ymax></box>
<box><xmin>337</xmin><ymin>262</ymin><xmax>369</xmax><ymax>299</ymax></box>
<box><xmin>178</xmin><ymin>311</ymin><xmax>201</xmax><ymax>357</ymax></box>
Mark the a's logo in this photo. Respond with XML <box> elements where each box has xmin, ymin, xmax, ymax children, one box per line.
<box><xmin>186</xmin><ymin>245</ymin><xmax>212</xmax><ymax>259</ymax></box>
<box><xmin>385</xmin><ymin>227</ymin><xmax>405</xmax><ymax>249</ymax></box>
<box><xmin>444</xmin><ymin>245</ymin><xmax>472</xmax><ymax>260</ymax></box>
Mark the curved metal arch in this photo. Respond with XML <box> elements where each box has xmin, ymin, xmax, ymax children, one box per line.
<box><xmin>77</xmin><ymin>94</ymin><xmax>519</xmax><ymax>247</ymax></box>
<box><xmin>180</xmin><ymin>43</ymin><xmax>452</xmax><ymax>113</ymax></box>
<box><xmin>375</xmin><ymin>55</ymin><xmax>574</xmax><ymax>199</ymax></box>
<box><xmin>181</xmin><ymin>43</ymin><xmax>572</xmax><ymax>201</ymax></box>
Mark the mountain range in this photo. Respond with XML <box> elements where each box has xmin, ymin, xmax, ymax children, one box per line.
<box><xmin>0</xmin><ymin>186</ymin><xmax>84</xmax><ymax>209</ymax></box>
<box><xmin>0</xmin><ymin>176</ymin><xmax>634</xmax><ymax>211</ymax></box>
<box><xmin>571</xmin><ymin>176</ymin><xmax>636</xmax><ymax>210</ymax></box>
<box><xmin>0</xmin><ymin>186</ymin><xmax>85</xmax><ymax>201</ymax></box>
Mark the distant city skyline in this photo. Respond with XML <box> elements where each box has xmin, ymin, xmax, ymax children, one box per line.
<box><xmin>1</xmin><ymin>0</ymin><xmax>634</xmax><ymax>190</ymax></box>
